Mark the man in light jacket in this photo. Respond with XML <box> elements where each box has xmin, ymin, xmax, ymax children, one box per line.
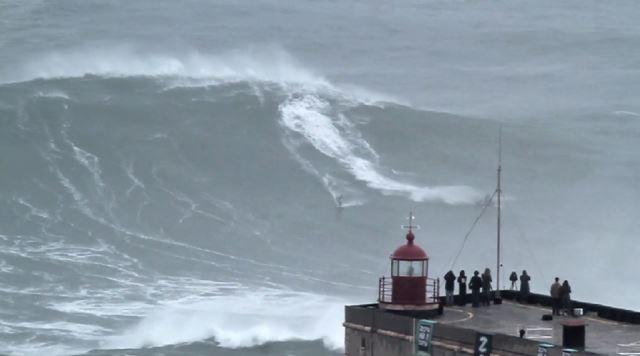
<box><xmin>550</xmin><ymin>277</ymin><xmax>562</xmax><ymax>316</ymax></box>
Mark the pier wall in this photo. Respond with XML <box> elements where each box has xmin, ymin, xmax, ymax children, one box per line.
<box><xmin>344</xmin><ymin>303</ymin><xmax>563</xmax><ymax>356</ymax></box>
<box><xmin>343</xmin><ymin>291</ymin><xmax>632</xmax><ymax>356</ymax></box>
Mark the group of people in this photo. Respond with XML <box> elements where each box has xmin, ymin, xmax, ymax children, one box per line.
<box><xmin>549</xmin><ymin>277</ymin><xmax>573</xmax><ymax>316</ymax></box>
<box><xmin>444</xmin><ymin>269</ymin><xmax>574</xmax><ymax>315</ymax></box>
<box><xmin>443</xmin><ymin>268</ymin><xmax>494</xmax><ymax>307</ymax></box>
<box><xmin>509</xmin><ymin>270</ymin><xmax>531</xmax><ymax>302</ymax></box>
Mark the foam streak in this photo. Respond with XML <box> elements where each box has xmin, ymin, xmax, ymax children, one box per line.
<box><xmin>279</xmin><ymin>94</ymin><xmax>482</xmax><ymax>205</ymax></box>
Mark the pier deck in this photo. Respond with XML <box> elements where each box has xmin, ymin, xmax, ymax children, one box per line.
<box><xmin>440</xmin><ymin>300</ymin><xmax>640</xmax><ymax>355</ymax></box>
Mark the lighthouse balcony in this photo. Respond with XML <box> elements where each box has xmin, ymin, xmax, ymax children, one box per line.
<box><xmin>378</xmin><ymin>277</ymin><xmax>440</xmax><ymax>311</ymax></box>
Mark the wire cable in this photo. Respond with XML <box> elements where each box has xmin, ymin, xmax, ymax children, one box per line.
<box><xmin>449</xmin><ymin>189</ymin><xmax>497</xmax><ymax>270</ymax></box>
<box><xmin>509</xmin><ymin>208</ymin><xmax>547</xmax><ymax>283</ymax></box>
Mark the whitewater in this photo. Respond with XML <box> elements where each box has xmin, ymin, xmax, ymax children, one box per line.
<box><xmin>1</xmin><ymin>1</ymin><xmax>639</xmax><ymax>355</ymax></box>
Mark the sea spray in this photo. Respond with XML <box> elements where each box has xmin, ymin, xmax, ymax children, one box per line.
<box><xmin>105</xmin><ymin>288</ymin><xmax>349</xmax><ymax>351</ymax></box>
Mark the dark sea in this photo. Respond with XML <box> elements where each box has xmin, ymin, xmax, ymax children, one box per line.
<box><xmin>1</xmin><ymin>1</ymin><xmax>639</xmax><ymax>355</ymax></box>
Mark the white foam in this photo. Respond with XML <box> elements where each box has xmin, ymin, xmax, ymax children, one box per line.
<box><xmin>281</xmin><ymin>95</ymin><xmax>352</xmax><ymax>158</ymax></box>
<box><xmin>105</xmin><ymin>288</ymin><xmax>348</xmax><ymax>351</ymax></box>
<box><xmin>122</xmin><ymin>159</ymin><xmax>146</xmax><ymax>199</ymax></box>
<box><xmin>0</xmin><ymin>321</ymin><xmax>106</xmax><ymax>356</ymax></box>
<box><xmin>612</xmin><ymin>110</ymin><xmax>640</xmax><ymax>118</ymax></box>
<box><xmin>33</xmin><ymin>90</ymin><xmax>70</xmax><ymax>100</ymax></box>
<box><xmin>4</xmin><ymin>321</ymin><xmax>108</xmax><ymax>338</ymax></box>
<box><xmin>48</xmin><ymin>278</ymin><xmax>241</xmax><ymax>319</ymax></box>
<box><xmin>15</xmin><ymin>197</ymin><xmax>52</xmax><ymax>220</ymax></box>
<box><xmin>279</xmin><ymin>94</ymin><xmax>483</xmax><ymax>205</ymax></box>
<box><xmin>9</xmin><ymin>46</ymin><xmax>330</xmax><ymax>88</ymax></box>
<box><xmin>69</xmin><ymin>143</ymin><xmax>105</xmax><ymax>192</ymax></box>
<box><xmin>159</xmin><ymin>186</ymin><xmax>225</xmax><ymax>224</ymax></box>
<box><xmin>0</xmin><ymin>260</ymin><xmax>15</xmax><ymax>274</ymax></box>
<box><xmin>1</xmin><ymin>342</ymin><xmax>86</xmax><ymax>356</ymax></box>
<box><xmin>50</xmin><ymin>299</ymin><xmax>154</xmax><ymax>318</ymax></box>
<box><xmin>6</xmin><ymin>45</ymin><xmax>401</xmax><ymax>108</ymax></box>
<box><xmin>50</xmin><ymin>161</ymin><xmax>96</xmax><ymax>219</ymax></box>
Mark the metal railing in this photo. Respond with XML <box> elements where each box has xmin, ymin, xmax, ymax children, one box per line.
<box><xmin>427</xmin><ymin>278</ymin><xmax>440</xmax><ymax>304</ymax></box>
<box><xmin>378</xmin><ymin>277</ymin><xmax>440</xmax><ymax>304</ymax></box>
<box><xmin>378</xmin><ymin>277</ymin><xmax>392</xmax><ymax>302</ymax></box>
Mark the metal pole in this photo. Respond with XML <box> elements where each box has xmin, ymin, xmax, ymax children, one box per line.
<box><xmin>496</xmin><ymin>126</ymin><xmax>502</xmax><ymax>294</ymax></box>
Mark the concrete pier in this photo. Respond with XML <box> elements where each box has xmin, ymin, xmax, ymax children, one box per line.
<box><xmin>344</xmin><ymin>291</ymin><xmax>640</xmax><ymax>356</ymax></box>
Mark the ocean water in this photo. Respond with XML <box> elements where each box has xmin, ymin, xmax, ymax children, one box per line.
<box><xmin>0</xmin><ymin>1</ymin><xmax>639</xmax><ymax>355</ymax></box>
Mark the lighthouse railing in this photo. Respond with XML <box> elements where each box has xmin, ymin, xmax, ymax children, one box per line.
<box><xmin>378</xmin><ymin>277</ymin><xmax>392</xmax><ymax>303</ymax></box>
<box><xmin>377</xmin><ymin>277</ymin><xmax>440</xmax><ymax>304</ymax></box>
<box><xmin>426</xmin><ymin>278</ymin><xmax>440</xmax><ymax>304</ymax></box>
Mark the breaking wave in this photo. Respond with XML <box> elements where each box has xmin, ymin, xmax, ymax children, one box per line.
<box><xmin>4</xmin><ymin>45</ymin><xmax>481</xmax><ymax>205</ymax></box>
<box><xmin>279</xmin><ymin>94</ymin><xmax>482</xmax><ymax>204</ymax></box>
<box><xmin>6</xmin><ymin>46</ymin><xmax>327</xmax><ymax>88</ymax></box>
<box><xmin>106</xmin><ymin>289</ymin><xmax>347</xmax><ymax>351</ymax></box>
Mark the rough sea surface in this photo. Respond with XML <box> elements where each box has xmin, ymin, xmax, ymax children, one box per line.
<box><xmin>0</xmin><ymin>1</ymin><xmax>639</xmax><ymax>355</ymax></box>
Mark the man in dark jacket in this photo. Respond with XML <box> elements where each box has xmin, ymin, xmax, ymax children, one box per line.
<box><xmin>560</xmin><ymin>280</ymin><xmax>572</xmax><ymax>315</ymax></box>
<box><xmin>469</xmin><ymin>270</ymin><xmax>482</xmax><ymax>307</ymax></box>
<box><xmin>444</xmin><ymin>270</ymin><xmax>456</xmax><ymax>306</ymax></box>
<box><xmin>509</xmin><ymin>271</ymin><xmax>518</xmax><ymax>290</ymax></box>
<box><xmin>481</xmin><ymin>268</ymin><xmax>492</xmax><ymax>306</ymax></box>
<box><xmin>520</xmin><ymin>270</ymin><xmax>531</xmax><ymax>303</ymax></box>
<box><xmin>457</xmin><ymin>270</ymin><xmax>467</xmax><ymax>306</ymax></box>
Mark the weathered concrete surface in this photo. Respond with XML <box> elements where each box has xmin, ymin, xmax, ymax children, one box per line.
<box><xmin>440</xmin><ymin>300</ymin><xmax>640</xmax><ymax>355</ymax></box>
<box><xmin>345</xmin><ymin>293</ymin><xmax>640</xmax><ymax>355</ymax></box>
<box><xmin>345</xmin><ymin>327</ymin><xmax>414</xmax><ymax>356</ymax></box>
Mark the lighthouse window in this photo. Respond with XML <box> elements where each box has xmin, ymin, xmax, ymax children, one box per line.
<box><xmin>397</xmin><ymin>260</ymin><xmax>425</xmax><ymax>277</ymax></box>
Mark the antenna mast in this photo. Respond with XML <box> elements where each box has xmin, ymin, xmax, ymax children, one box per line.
<box><xmin>496</xmin><ymin>126</ymin><xmax>503</xmax><ymax>296</ymax></box>
<box><xmin>402</xmin><ymin>212</ymin><xmax>420</xmax><ymax>233</ymax></box>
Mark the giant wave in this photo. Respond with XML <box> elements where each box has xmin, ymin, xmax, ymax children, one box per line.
<box><xmin>3</xmin><ymin>46</ymin><xmax>637</xmax><ymax>356</ymax></box>
<box><xmin>0</xmin><ymin>47</ymin><xmax>489</xmax><ymax>356</ymax></box>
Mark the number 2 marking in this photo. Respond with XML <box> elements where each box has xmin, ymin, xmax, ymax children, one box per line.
<box><xmin>478</xmin><ymin>336</ymin><xmax>488</xmax><ymax>354</ymax></box>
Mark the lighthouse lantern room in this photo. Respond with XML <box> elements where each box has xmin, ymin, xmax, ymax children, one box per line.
<box><xmin>378</xmin><ymin>213</ymin><xmax>440</xmax><ymax>311</ymax></box>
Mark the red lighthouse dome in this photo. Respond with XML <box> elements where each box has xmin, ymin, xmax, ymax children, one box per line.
<box><xmin>392</xmin><ymin>231</ymin><xmax>428</xmax><ymax>260</ymax></box>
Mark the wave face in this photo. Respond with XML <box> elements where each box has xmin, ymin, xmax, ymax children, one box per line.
<box><xmin>0</xmin><ymin>49</ymin><xmax>495</xmax><ymax>356</ymax></box>
<box><xmin>2</xmin><ymin>1</ymin><xmax>640</xmax><ymax>355</ymax></box>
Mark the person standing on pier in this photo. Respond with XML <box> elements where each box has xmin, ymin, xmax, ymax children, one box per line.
<box><xmin>457</xmin><ymin>270</ymin><xmax>467</xmax><ymax>306</ymax></box>
<box><xmin>481</xmin><ymin>268</ymin><xmax>492</xmax><ymax>306</ymax></box>
<box><xmin>470</xmin><ymin>270</ymin><xmax>482</xmax><ymax>307</ymax></box>
<box><xmin>561</xmin><ymin>280</ymin><xmax>572</xmax><ymax>315</ymax></box>
<box><xmin>509</xmin><ymin>271</ymin><xmax>518</xmax><ymax>290</ymax></box>
<box><xmin>519</xmin><ymin>270</ymin><xmax>531</xmax><ymax>303</ymax></box>
<box><xmin>550</xmin><ymin>277</ymin><xmax>562</xmax><ymax>316</ymax></box>
<box><xmin>444</xmin><ymin>270</ymin><xmax>456</xmax><ymax>306</ymax></box>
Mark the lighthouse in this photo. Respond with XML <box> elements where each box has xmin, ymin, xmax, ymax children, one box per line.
<box><xmin>378</xmin><ymin>213</ymin><xmax>440</xmax><ymax>313</ymax></box>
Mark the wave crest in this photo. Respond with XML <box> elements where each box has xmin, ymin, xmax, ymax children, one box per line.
<box><xmin>6</xmin><ymin>46</ymin><xmax>331</xmax><ymax>89</ymax></box>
